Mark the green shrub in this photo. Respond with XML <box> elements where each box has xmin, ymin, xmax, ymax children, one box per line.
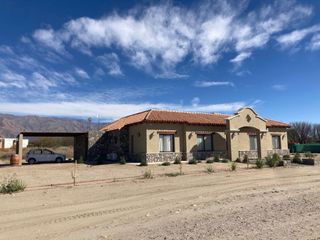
<box><xmin>206</xmin><ymin>159</ymin><xmax>214</xmax><ymax>163</ymax></box>
<box><xmin>139</xmin><ymin>158</ymin><xmax>148</xmax><ymax>166</ymax></box>
<box><xmin>222</xmin><ymin>159</ymin><xmax>229</xmax><ymax>163</ymax></box>
<box><xmin>173</xmin><ymin>156</ymin><xmax>181</xmax><ymax>164</ymax></box>
<box><xmin>243</xmin><ymin>155</ymin><xmax>249</xmax><ymax>163</ymax></box>
<box><xmin>265</xmin><ymin>153</ymin><xmax>280</xmax><ymax>167</ymax></box>
<box><xmin>283</xmin><ymin>154</ymin><xmax>291</xmax><ymax>160</ymax></box>
<box><xmin>214</xmin><ymin>156</ymin><xmax>220</xmax><ymax>162</ymax></box>
<box><xmin>164</xmin><ymin>172</ymin><xmax>181</xmax><ymax>177</ymax></box>
<box><xmin>205</xmin><ymin>165</ymin><xmax>214</xmax><ymax>173</ymax></box>
<box><xmin>305</xmin><ymin>152</ymin><xmax>314</xmax><ymax>159</ymax></box>
<box><xmin>143</xmin><ymin>169</ymin><xmax>153</xmax><ymax>179</ymax></box>
<box><xmin>119</xmin><ymin>156</ymin><xmax>126</xmax><ymax>165</ymax></box>
<box><xmin>161</xmin><ymin>161</ymin><xmax>171</xmax><ymax>166</ymax></box>
<box><xmin>231</xmin><ymin>162</ymin><xmax>237</xmax><ymax>171</ymax></box>
<box><xmin>292</xmin><ymin>153</ymin><xmax>302</xmax><ymax>164</ymax></box>
<box><xmin>0</xmin><ymin>175</ymin><xmax>26</xmax><ymax>194</ymax></box>
<box><xmin>188</xmin><ymin>159</ymin><xmax>197</xmax><ymax>164</ymax></box>
<box><xmin>256</xmin><ymin>158</ymin><xmax>264</xmax><ymax>169</ymax></box>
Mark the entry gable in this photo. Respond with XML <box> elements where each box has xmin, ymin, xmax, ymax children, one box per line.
<box><xmin>227</xmin><ymin>108</ymin><xmax>267</xmax><ymax>132</ymax></box>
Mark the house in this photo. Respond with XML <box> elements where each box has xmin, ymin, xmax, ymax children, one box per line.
<box><xmin>0</xmin><ymin>137</ymin><xmax>29</xmax><ymax>149</ymax></box>
<box><xmin>100</xmin><ymin>107</ymin><xmax>290</xmax><ymax>162</ymax></box>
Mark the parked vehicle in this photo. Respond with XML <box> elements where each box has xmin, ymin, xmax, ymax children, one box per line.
<box><xmin>26</xmin><ymin>149</ymin><xmax>66</xmax><ymax>164</ymax></box>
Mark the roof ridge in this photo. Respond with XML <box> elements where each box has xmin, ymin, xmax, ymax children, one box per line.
<box><xmin>149</xmin><ymin>109</ymin><xmax>229</xmax><ymax>116</ymax></box>
<box><xmin>119</xmin><ymin>109</ymin><xmax>151</xmax><ymax>120</ymax></box>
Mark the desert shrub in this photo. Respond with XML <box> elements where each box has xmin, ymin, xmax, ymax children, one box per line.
<box><xmin>188</xmin><ymin>159</ymin><xmax>197</xmax><ymax>164</ymax></box>
<box><xmin>206</xmin><ymin>159</ymin><xmax>214</xmax><ymax>163</ymax></box>
<box><xmin>231</xmin><ymin>162</ymin><xmax>237</xmax><ymax>171</ymax></box>
<box><xmin>242</xmin><ymin>155</ymin><xmax>249</xmax><ymax>163</ymax></box>
<box><xmin>197</xmin><ymin>159</ymin><xmax>202</xmax><ymax>163</ymax></box>
<box><xmin>222</xmin><ymin>159</ymin><xmax>229</xmax><ymax>163</ymax></box>
<box><xmin>235</xmin><ymin>158</ymin><xmax>241</xmax><ymax>163</ymax></box>
<box><xmin>143</xmin><ymin>169</ymin><xmax>153</xmax><ymax>179</ymax></box>
<box><xmin>278</xmin><ymin>160</ymin><xmax>285</xmax><ymax>166</ymax></box>
<box><xmin>214</xmin><ymin>156</ymin><xmax>220</xmax><ymax>162</ymax></box>
<box><xmin>283</xmin><ymin>154</ymin><xmax>291</xmax><ymax>160</ymax></box>
<box><xmin>119</xmin><ymin>156</ymin><xmax>126</xmax><ymax>165</ymax></box>
<box><xmin>165</xmin><ymin>172</ymin><xmax>181</xmax><ymax>177</ymax></box>
<box><xmin>292</xmin><ymin>153</ymin><xmax>302</xmax><ymax>164</ymax></box>
<box><xmin>205</xmin><ymin>165</ymin><xmax>214</xmax><ymax>173</ymax></box>
<box><xmin>256</xmin><ymin>158</ymin><xmax>264</xmax><ymax>169</ymax></box>
<box><xmin>0</xmin><ymin>175</ymin><xmax>26</xmax><ymax>194</ymax></box>
<box><xmin>139</xmin><ymin>158</ymin><xmax>148</xmax><ymax>166</ymax></box>
<box><xmin>173</xmin><ymin>156</ymin><xmax>181</xmax><ymax>164</ymax></box>
<box><xmin>161</xmin><ymin>161</ymin><xmax>171</xmax><ymax>166</ymax></box>
<box><xmin>265</xmin><ymin>154</ymin><xmax>280</xmax><ymax>167</ymax></box>
<box><xmin>305</xmin><ymin>152</ymin><xmax>314</xmax><ymax>159</ymax></box>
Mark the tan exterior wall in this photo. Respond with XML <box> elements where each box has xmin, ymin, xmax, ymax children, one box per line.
<box><xmin>128</xmin><ymin>124</ymin><xmax>147</xmax><ymax>154</ymax></box>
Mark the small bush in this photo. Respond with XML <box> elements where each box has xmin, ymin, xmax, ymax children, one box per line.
<box><xmin>222</xmin><ymin>159</ymin><xmax>229</xmax><ymax>163</ymax></box>
<box><xmin>265</xmin><ymin>154</ymin><xmax>280</xmax><ymax>167</ymax></box>
<box><xmin>283</xmin><ymin>154</ymin><xmax>291</xmax><ymax>160</ymax></box>
<box><xmin>243</xmin><ymin>155</ymin><xmax>249</xmax><ymax>163</ymax></box>
<box><xmin>256</xmin><ymin>158</ymin><xmax>264</xmax><ymax>169</ymax></box>
<box><xmin>165</xmin><ymin>172</ymin><xmax>181</xmax><ymax>177</ymax></box>
<box><xmin>188</xmin><ymin>159</ymin><xmax>197</xmax><ymax>164</ymax></box>
<box><xmin>173</xmin><ymin>156</ymin><xmax>181</xmax><ymax>164</ymax></box>
<box><xmin>278</xmin><ymin>160</ymin><xmax>285</xmax><ymax>167</ymax></box>
<box><xmin>206</xmin><ymin>159</ymin><xmax>214</xmax><ymax>163</ymax></box>
<box><xmin>139</xmin><ymin>158</ymin><xmax>148</xmax><ymax>166</ymax></box>
<box><xmin>235</xmin><ymin>158</ymin><xmax>241</xmax><ymax>163</ymax></box>
<box><xmin>0</xmin><ymin>175</ymin><xmax>26</xmax><ymax>194</ymax></box>
<box><xmin>205</xmin><ymin>165</ymin><xmax>214</xmax><ymax>173</ymax></box>
<box><xmin>305</xmin><ymin>152</ymin><xmax>314</xmax><ymax>159</ymax></box>
<box><xmin>119</xmin><ymin>156</ymin><xmax>126</xmax><ymax>165</ymax></box>
<box><xmin>292</xmin><ymin>153</ymin><xmax>302</xmax><ymax>164</ymax></box>
<box><xmin>231</xmin><ymin>162</ymin><xmax>237</xmax><ymax>171</ymax></box>
<box><xmin>197</xmin><ymin>159</ymin><xmax>202</xmax><ymax>163</ymax></box>
<box><xmin>143</xmin><ymin>169</ymin><xmax>153</xmax><ymax>179</ymax></box>
<box><xmin>161</xmin><ymin>161</ymin><xmax>171</xmax><ymax>166</ymax></box>
<box><xmin>214</xmin><ymin>156</ymin><xmax>220</xmax><ymax>162</ymax></box>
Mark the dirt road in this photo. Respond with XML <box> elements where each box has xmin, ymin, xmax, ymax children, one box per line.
<box><xmin>1</xmin><ymin>165</ymin><xmax>320</xmax><ymax>240</ymax></box>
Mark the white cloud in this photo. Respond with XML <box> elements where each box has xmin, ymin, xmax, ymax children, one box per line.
<box><xmin>308</xmin><ymin>33</ymin><xmax>320</xmax><ymax>50</ymax></box>
<box><xmin>230</xmin><ymin>52</ymin><xmax>252</xmax><ymax>65</ymax></box>
<box><xmin>30</xmin><ymin>1</ymin><xmax>313</xmax><ymax>74</ymax></box>
<box><xmin>75</xmin><ymin>68</ymin><xmax>90</xmax><ymax>79</ymax></box>
<box><xmin>191</xmin><ymin>97</ymin><xmax>200</xmax><ymax>107</ymax></box>
<box><xmin>33</xmin><ymin>28</ymin><xmax>67</xmax><ymax>53</ymax></box>
<box><xmin>96</xmin><ymin>53</ymin><xmax>123</xmax><ymax>76</ymax></box>
<box><xmin>272</xmin><ymin>84</ymin><xmax>287</xmax><ymax>91</ymax></box>
<box><xmin>0</xmin><ymin>100</ymin><xmax>247</xmax><ymax>120</ymax></box>
<box><xmin>277</xmin><ymin>24</ymin><xmax>320</xmax><ymax>47</ymax></box>
<box><xmin>194</xmin><ymin>81</ymin><xmax>235</xmax><ymax>87</ymax></box>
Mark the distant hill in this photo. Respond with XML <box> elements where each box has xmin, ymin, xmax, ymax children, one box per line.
<box><xmin>0</xmin><ymin>114</ymin><xmax>105</xmax><ymax>137</ymax></box>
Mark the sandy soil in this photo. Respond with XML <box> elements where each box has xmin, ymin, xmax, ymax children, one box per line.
<box><xmin>1</xmin><ymin>163</ymin><xmax>320</xmax><ymax>240</ymax></box>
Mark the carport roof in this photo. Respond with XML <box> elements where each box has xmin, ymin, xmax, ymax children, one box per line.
<box><xmin>18</xmin><ymin>132</ymin><xmax>88</xmax><ymax>137</ymax></box>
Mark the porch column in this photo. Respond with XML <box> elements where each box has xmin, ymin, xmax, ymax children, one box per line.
<box><xmin>16</xmin><ymin>133</ymin><xmax>23</xmax><ymax>165</ymax></box>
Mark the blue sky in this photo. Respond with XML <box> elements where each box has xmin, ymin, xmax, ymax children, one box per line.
<box><xmin>0</xmin><ymin>0</ymin><xmax>320</xmax><ymax>123</ymax></box>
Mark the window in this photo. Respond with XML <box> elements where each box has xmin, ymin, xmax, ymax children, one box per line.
<box><xmin>249</xmin><ymin>135</ymin><xmax>258</xmax><ymax>151</ymax></box>
<box><xmin>197</xmin><ymin>134</ymin><xmax>212</xmax><ymax>151</ymax></box>
<box><xmin>159</xmin><ymin>134</ymin><xmax>174</xmax><ymax>152</ymax></box>
<box><xmin>42</xmin><ymin>149</ymin><xmax>53</xmax><ymax>154</ymax></box>
<box><xmin>272</xmin><ymin>135</ymin><xmax>281</xmax><ymax>149</ymax></box>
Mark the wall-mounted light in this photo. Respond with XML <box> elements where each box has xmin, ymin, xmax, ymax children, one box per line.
<box><xmin>188</xmin><ymin>133</ymin><xmax>193</xmax><ymax>139</ymax></box>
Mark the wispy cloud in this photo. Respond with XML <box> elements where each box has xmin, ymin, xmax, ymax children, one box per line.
<box><xmin>194</xmin><ymin>81</ymin><xmax>235</xmax><ymax>87</ymax></box>
<box><xmin>0</xmin><ymin>100</ymin><xmax>247</xmax><ymax>120</ymax></box>
<box><xmin>96</xmin><ymin>53</ymin><xmax>123</xmax><ymax>76</ymax></box>
<box><xmin>272</xmin><ymin>84</ymin><xmax>287</xmax><ymax>91</ymax></box>
<box><xmin>75</xmin><ymin>68</ymin><xmax>90</xmax><ymax>79</ymax></box>
<box><xmin>30</xmin><ymin>1</ymin><xmax>313</xmax><ymax>76</ymax></box>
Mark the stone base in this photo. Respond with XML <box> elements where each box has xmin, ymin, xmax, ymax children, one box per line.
<box><xmin>145</xmin><ymin>152</ymin><xmax>183</xmax><ymax>163</ymax></box>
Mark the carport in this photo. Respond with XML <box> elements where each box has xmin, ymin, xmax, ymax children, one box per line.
<box><xmin>16</xmin><ymin>132</ymin><xmax>88</xmax><ymax>165</ymax></box>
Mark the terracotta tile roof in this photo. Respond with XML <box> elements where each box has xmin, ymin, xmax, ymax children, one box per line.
<box><xmin>101</xmin><ymin>109</ymin><xmax>289</xmax><ymax>132</ymax></box>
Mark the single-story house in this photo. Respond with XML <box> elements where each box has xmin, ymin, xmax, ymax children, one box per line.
<box><xmin>100</xmin><ymin>107</ymin><xmax>290</xmax><ymax>162</ymax></box>
<box><xmin>0</xmin><ymin>137</ymin><xmax>29</xmax><ymax>149</ymax></box>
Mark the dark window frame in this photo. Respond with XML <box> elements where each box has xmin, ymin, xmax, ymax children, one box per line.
<box><xmin>197</xmin><ymin>134</ymin><xmax>213</xmax><ymax>152</ymax></box>
<box><xmin>159</xmin><ymin>134</ymin><xmax>175</xmax><ymax>153</ymax></box>
<box><xmin>272</xmin><ymin>135</ymin><xmax>281</xmax><ymax>150</ymax></box>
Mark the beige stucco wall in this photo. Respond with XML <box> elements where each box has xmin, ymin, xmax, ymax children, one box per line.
<box><xmin>227</xmin><ymin>108</ymin><xmax>289</xmax><ymax>160</ymax></box>
<box><xmin>128</xmin><ymin>124</ymin><xmax>147</xmax><ymax>154</ymax></box>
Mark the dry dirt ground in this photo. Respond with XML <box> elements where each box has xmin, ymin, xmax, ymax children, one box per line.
<box><xmin>1</xmin><ymin>163</ymin><xmax>320</xmax><ymax>240</ymax></box>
